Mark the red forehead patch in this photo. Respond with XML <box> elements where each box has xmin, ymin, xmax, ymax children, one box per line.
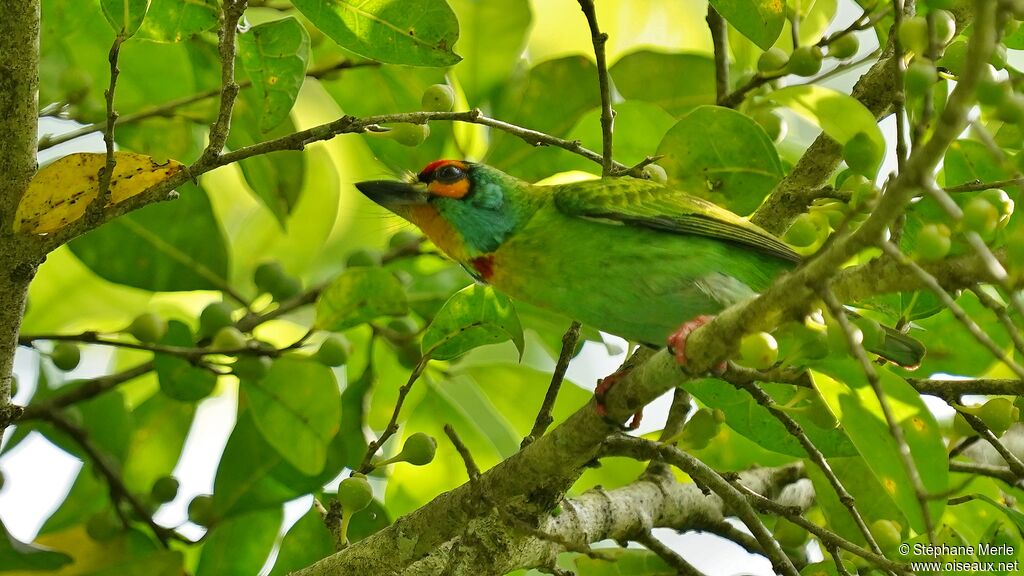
<box><xmin>418</xmin><ymin>159</ymin><xmax>467</xmax><ymax>180</ymax></box>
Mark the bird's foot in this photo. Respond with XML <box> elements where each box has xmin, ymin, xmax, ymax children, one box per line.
<box><xmin>595</xmin><ymin>370</ymin><xmax>643</xmax><ymax>430</ymax></box>
<box><xmin>667</xmin><ymin>315</ymin><xmax>726</xmax><ymax>373</ymax></box>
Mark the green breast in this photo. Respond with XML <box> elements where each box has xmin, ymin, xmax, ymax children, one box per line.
<box><xmin>487</xmin><ymin>205</ymin><xmax>793</xmax><ymax>345</ymax></box>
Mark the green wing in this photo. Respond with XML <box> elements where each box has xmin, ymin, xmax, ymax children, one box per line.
<box><xmin>549</xmin><ymin>177</ymin><xmax>800</xmax><ymax>263</ymax></box>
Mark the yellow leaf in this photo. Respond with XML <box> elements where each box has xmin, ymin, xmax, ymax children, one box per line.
<box><xmin>15</xmin><ymin>152</ymin><xmax>185</xmax><ymax>234</ymax></box>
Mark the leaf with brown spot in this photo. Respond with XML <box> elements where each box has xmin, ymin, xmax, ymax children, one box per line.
<box><xmin>15</xmin><ymin>152</ymin><xmax>184</xmax><ymax>234</ymax></box>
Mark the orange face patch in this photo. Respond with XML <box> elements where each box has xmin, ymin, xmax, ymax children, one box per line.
<box><xmin>419</xmin><ymin>159</ymin><xmax>471</xmax><ymax>199</ymax></box>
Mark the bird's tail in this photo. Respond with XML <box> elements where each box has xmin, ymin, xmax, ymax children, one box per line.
<box><xmin>867</xmin><ymin>324</ymin><xmax>926</xmax><ymax>369</ymax></box>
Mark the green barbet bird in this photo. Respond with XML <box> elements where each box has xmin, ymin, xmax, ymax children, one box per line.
<box><xmin>356</xmin><ymin>160</ymin><xmax>923</xmax><ymax>369</ymax></box>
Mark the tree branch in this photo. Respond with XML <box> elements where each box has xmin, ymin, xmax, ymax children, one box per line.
<box><xmin>200</xmin><ymin>0</ymin><xmax>247</xmax><ymax>163</ymax></box>
<box><xmin>522</xmin><ymin>321</ymin><xmax>580</xmax><ymax>448</ymax></box>
<box><xmin>576</xmin><ymin>0</ymin><xmax>614</xmax><ymax>176</ymax></box>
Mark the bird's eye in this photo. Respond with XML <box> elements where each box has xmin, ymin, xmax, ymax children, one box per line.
<box><xmin>435</xmin><ymin>164</ymin><xmax>464</xmax><ymax>183</ymax></box>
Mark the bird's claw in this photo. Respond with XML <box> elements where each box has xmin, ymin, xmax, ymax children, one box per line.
<box><xmin>667</xmin><ymin>315</ymin><xmax>716</xmax><ymax>366</ymax></box>
<box><xmin>595</xmin><ymin>371</ymin><xmax>643</xmax><ymax>430</ymax></box>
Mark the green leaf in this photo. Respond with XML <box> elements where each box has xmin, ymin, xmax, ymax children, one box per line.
<box><xmin>244</xmin><ymin>358</ymin><xmax>341</xmax><ymax>476</ymax></box>
<box><xmin>486</xmin><ymin>56</ymin><xmax>600</xmax><ymax>180</ymax></box>
<box><xmin>656</xmin><ymin>105</ymin><xmax>783</xmax><ymax>215</ymax></box>
<box><xmin>959</xmin><ymin>494</ymin><xmax>1024</xmax><ymax>536</ymax></box>
<box><xmin>267</xmin><ymin>504</ymin><xmax>335</xmax><ymax>576</ymax></box>
<box><xmin>708</xmin><ymin>0</ymin><xmax>785</xmax><ymax>50</ymax></box>
<box><xmin>609</xmin><ymin>51</ymin><xmax>716</xmax><ymax>117</ymax></box>
<box><xmin>449</xmin><ymin>0</ymin><xmax>531</xmax><ymax>104</ymax></box>
<box><xmin>228</xmin><ymin>103</ymin><xmax>307</xmax><ymax>227</ymax></box>
<box><xmin>122</xmin><ymin>391</ymin><xmax>195</xmax><ymax>492</ymax></box>
<box><xmin>767</xmin><ymin>85</ymin><xmax>886</xmax><ymax>158</ymax></box>
<box><xmin>101</xmin><ymin>0</ymin><xmax>148</xmax><ymax>36</ymax></box>
<box><xmin>575</xmin><ymin>548</ymin><xmax>675</xmax><ymax>575</ymax></box>
<box><xmin>238</xmin><ymin>17</ymin><xmax>310</xmax><ymax>132</ymax></box>
<box><xmin>943</xmin><ymin>139</ymin><xmax>1011</xmax><ymax>187</ymax></box>
<box><xmin>136</xmin><ymin>0</ymin><xmax>218</xmax><ymax>42</ymax></box>
<box><xmin>336</xmin><ymin>360</ymin><xmax>374</xmax><ymax>470</ymax></box>
<box><xmin>897</xmin><ymin>291</ymin><xmax>1008</xmax><ymax>377</ymax></box>
<box><xmin>804</xmin><ymin>456</ymin><xmax>905</xmax><ymax>544</ymax></box>
<box><xmin>421</xmin><ymin>284</ymin><xmax>524</xmax><ymax>360</ymax></box>
<box><xmin>0</xmin><ymin>518</ymin><xmax>73</xmax><ymax>571</ymax></box>
<box><xmin>810</xmin><ymin>360</ymin><xmax>948</xmax><ymax>533</ymax></box>
<box><xmin>154</xmin><ymin>320</ymin><xmax>217</xmax><ymax>402</ymax></box>
<box><xmin>564</xmin><ymin>101</ymin><xmax>677</xmax><ymax>171</ymax></box>
<box><xmin>195</xmin><ymin>508</ymin><xmax>283</xmax><ymax>576</ymax></box>
<box><xmin>213</xmin><ymin>412</ymin><xmax>324</xmax><ymax>518</ymax></box>
<box><xmin>684</xmin><ymin>378</ymin><xmax>857</xmax><ymax>458</ymax></box>
<box><xmin>316</xmin><ymin>267</ymin><xmax>409</xmax><ymax>331</ymax></box>
<box><xmin>292</xmin><ymin>0</ymin><xmax>461</xmax><ymax>67</ymax></box>
<box><xmin>69</xmin><ymin>183</ymin><xmax>230</xmax><ymax>292</ymax></box>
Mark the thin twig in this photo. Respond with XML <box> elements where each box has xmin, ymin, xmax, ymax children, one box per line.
<box><xmin>879</xmin><ymin>240</ymin><xmax>1024</xmax><ymax>380</ymax></box>
<box><xmin>822</xmin><ymin>288</ymin><xmax>936</xmax><ymax>542</ymax></box>
<box><xmin>695</xmin><ymin>517</ymin><xmax>765</xmax><ymax>557</ymax></box>
<box><xmin>45</xmin><ymin>408</ymin><xmax>184</xmax><ymax>545</ymax></box>
<box><xmin>891</xmin><ymin>0</ymin><xmax>908</xmax><ymax>172</ymax></box>
<box><xmin>358</xmin><ymin>357</ymin><xmax>431</xmax><ymax>473</ymax></box>
<box><xmin>725</xmin><ymin>375</ymin><xmax>887</xmax><ymax>559</ymax></box>
<box><xmin>949</xmin><ymin>460</ymin><xmax>1022</xmax><ymax>486</ymax></box>
<box><xmin>707</xmin><ymin>5</ymin><xmax>729</xmax><ymax>104</ymax></box>
<box><xmin>19</xmin><ymin>362</ymin><xmax>153</xmax><ymax>420</ymax></box>
<box><xmin>200</xmin><ymin>0</ymin><xmax>247</xmax><ymax>162</ymax></box>
<box><xmin>950</xmin><ymin>406</ymin><xmax>1024</xmax><ymax>479</ymax></box>
<box><xmin>636</xmin><ymin>532</ymin><xmax>705</xmax><ymax>576</ymax></box>
<box><xmin>444</xmin><ymin>424</ymin><xmax>480</xmax><ymax>481</ymax></box>
<box><xmin>944</xmin><ymin>177</ymin><xmax>1024</xmax><ymax>193</ymax></box>
<box><xmin>970</xmin><ymin>286</ymin><xmax>1024</xmax><ymax>358</ymax></box>
<box><xmin>85</xmin><ymin>35</ymin><xmax>125</xmax><ymax>225</ymax></box>
<box><xmin>522</xmin><ymin>321</ymin><xmax>580</xmax><ymax>448</ymax></box>
<box><xmin>576</xmin><ymin>0</ymin><xmax>615</xmax><ymax>176</ymax></box>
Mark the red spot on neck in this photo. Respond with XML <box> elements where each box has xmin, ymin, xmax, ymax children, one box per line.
<box><xmin>471</xmin><ymin>255</ymin><xmax>495</xmax><ymax>281</ymax></box>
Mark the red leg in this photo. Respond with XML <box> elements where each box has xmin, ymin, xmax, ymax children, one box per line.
<box><xmin>667</xmin><ymin>315</ymin><xmax>716</xmax><ymax>366</ymax></box>
<box><xmin>594</xmin><ymin>369</ymin><xmax>644</xmax><ymax>430</ymax></box>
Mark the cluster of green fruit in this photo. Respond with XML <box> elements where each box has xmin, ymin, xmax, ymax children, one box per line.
<box><xmin>915</xmin><ymin>188</ymin><xmax>1016</xmax><ymax>263</ymax></box>
<box><xmin>756</xmin><ymin>30</ymin><xmax>859</xmax><ymax>80</ymax></box>
<box><xmin>374</xmin><ymin>83</ymin><xmax>455</xmax><ymax>147</ymax></box>
<box><xmin>335</xmin><ymin>432</ymin><xmax>437</xmax><ymax>545</ymax></box>
<box><xmin>785</xmin><ymin>174</ymin><xmax>878</xmax><ymax>251</ymax></box>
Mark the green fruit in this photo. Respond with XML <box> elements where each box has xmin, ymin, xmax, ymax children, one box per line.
<box><xmin>905</xmin><ymin>58</ymin><xmax>938</xmax><ymax>98</ymax></box>
<box><xmin>86</xmin><ymin>510</ymin><xmax>121</xmax><ymax>541</ymax></box>
<box><xmin>774</xmin><ymin>518</ymin><xmax>807</xmax><ymax>549</ymax></box>
<box><xmin>977</xmin><ymin>66</ymin><xmax>1009</xmax><ymax>107</ymax></box>
<box><xmin>843</xmin><ymin>132</ymin><xmax>881</xmax><ymax>178</ymax></box>
<box><xmin>825</xmin><ymin>313</ymin><xmax>862</xmax><ymax>353</ymax></box>
<box><xmin>338</xmin><ymin>475</ymin><xmax>373</xmax><ymax>512</ymax></box>
<box><xmin>254</xmin><ymin>261</ymin><xmax>287</xmax><ymax>294</ymax></box>
<box><xmin>850</xmin><ymin>180</ymin><xmax>880</xmax><ymax>210</ymax></box>
<box><xmin>979</xmin><ymin>188</ymin><xmax>1014</xmax><ymax>225</ymax></box>
<box><xmin>388</xmin><ymin>230</ymin><xmax>421</xmax><ymax>250</ymax></box>
<box><xmin>51</xmin><ymin>342</ymin><xmax>81</xmax><ymax>371</ymax></box>
<box><xmin>898</xmin><ymin>16</ymin><xmax>930</xmax><ymax>55</ymax></box>
<box><xmin>346</xmin><ymin>248</ymin><xmax>383</xmax><ymax>268</ymax></box>
<box><xmin>996</xmin><ymin>93</ymin><xmax>1024</xmax><ymax>125</ymax></box>
<box><xmin>737</xmin><ymin>332</ymin><xmax>779</xmax><ymax>370</ymax></box>
<box><xmin>642</xmin><ymin>163</ymin><xmax>668</xmax><ymax>184</ymax></box>
<box><xmin>788</xmin><ymin>46</ymin><xmax>823</xmax><ymax>77</ymax></box>
<box><xmin>991</xmin><ymin>44</ymin><xmax>1008</xmax><ymax>70</ymax></box>
<box><xmin>752</xmin><ymin>109</ymin><xmax>786</xmax><ymax>142</ymax></box>
<box><xmin>421</xmin><ymin>84</ymin><xmax>455</xmax><ymax>112</ymax></box>
<box><xmin>931</xmin><ymin>9</ymin><xmax>957</xmax><ymax>47</ymax></box>
<box><xmin>59</xmin><ymin>68</ymin><xmax>92</xmax><ymax>105</ymax></box>
<box><xmin>678</xmin><ymin>408</ymin><xmax>724</xmax><ymax>450</ymax></box>
<box><xmin>977</xmin><ymin>398</ymin><xmax>1019</xmax><ymax>435</ymax></box>
<box><xmin>916</xmin><ymin>223</ymin><xmax>952</xmax><ymax>262</ymax></box>
<box><xmin>870</xmin><ymin>519</ymin><xmax>903</xmax><ymax>551</ymax></box>
<box><xmin>785</xmin><ymin>213</ymin><xmax>821</xmax><ymax>247</ymax></box>
<box><xmin>828</xmin><ymin>33</ymin><xmax>860</xmax><ymax>60</ymax></box>
<box><xmin>757</xmin><ymin>47</ymin><xmax>789</xmax><ymax>73</ymax></box>
<box><xmin>315</xmin><ymin>336</ymin><xmax>351</xmax><ymax>367</ymax></box>
<box><xmin>128</xmin><ymin>311</ymin><xmax>168</xmax><ymax>343</ymax></box>
<box><xmin>388</xmin><ymin>317</ymin><xmax>419</xmax><ymax>337</ymax></box>
<box><xmin>391</xmin><ymin>432</ymin><xmax>437</xmax><ymax>466</ymax></box>
<box><xmin>211</xmin><ymin>326</ymin><xmax>247</xmax><ymax>350</ymax></box>
<box><xmin>233</xmin><ymin>356</ymin><xmax>272</xmax><ymax>381</ymax></box>
<box><xmin>270</xmin><ymin>275</ymin><xmax>302</xmax><ymax>302</ymax></box>
<box><xmin>199</xmin><ymin>302</ymin><xmax>235</xmax><ymax>338</ymax></box>
<box><xmin>187</xmin><ymin>494</ymin><xmax>216</xmax><ymax>527</ymax></box>
<box><xmin>150</xmin><ymin>476</ymin><xmax>180</xmax><ymax>504</ymax></box>
<box><xmin>395</xmin><ymin>342</ymin><xmax>421</xmax><ymax>370</ymax></box>
<box><xmin>961</xmin><ymin>196</ymin><xmax>999</xmax><ymax>236</ymax></box>
<box><xmin>386</xmin><ymin>123</ymin><xmax>430</xmax><ymax>147</ymax></box>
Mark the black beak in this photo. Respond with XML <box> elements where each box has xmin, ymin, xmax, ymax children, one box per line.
<box><xmin>354</xmin><ymin>179</ymin><xmax>429</xmax><ymax>208</ymax></box>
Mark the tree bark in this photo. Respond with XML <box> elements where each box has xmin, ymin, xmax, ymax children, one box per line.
<box><xmin>0</xmin><ymin>0</ymin><xmax>41</xmax><ymax>437</ymax></box>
